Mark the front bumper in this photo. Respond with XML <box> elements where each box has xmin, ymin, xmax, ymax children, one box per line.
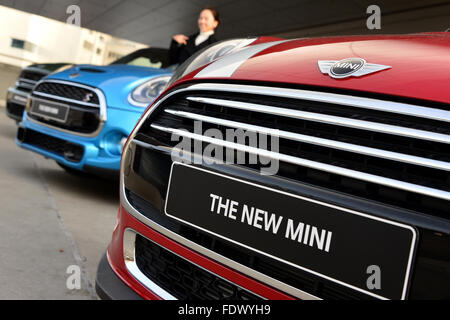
<box><xmin>95</xmin><ymin>251</ymin><xmax>143</xmax><ymax>300</ymax></box>
<box><xmin>104</xmin><ymin>204</ymin><xmax>294</xmax><ymax>300</ymax></box>
<box><xmin>16</xmin><ymin>115</ymin><xmax>122</xmax><ymax>172</ymax></box>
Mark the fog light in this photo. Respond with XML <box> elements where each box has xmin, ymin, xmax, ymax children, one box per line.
<box><xmin>64</xmin><ymin>142</ymin><xmax>84</xmax><ymax>162</ymax></box>
<box><xmin>103</xmin><ymin>132</ymin><xmax>127</xmax><ymax>156</ymax></box>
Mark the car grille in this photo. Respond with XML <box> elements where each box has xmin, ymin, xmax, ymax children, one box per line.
<box><xmin>16</xmin><ymin>69</ymin><xmax>48</xmax><ymax>93</ymax></box>
<box><xmin>17</xmin><ymin>128</ymin><xmax>84</xmax><ymax>162</ymax></box>
<box><xmin>28</xmin><ymin>81</ymin><xmax>102</xmax><ymax>135</ymax></box>
<box><xmin>127</xmin><ymin>83</ymin><xmax>450</xmax><ymax>299</ymax></box>
<box><xmin>33</xmin><ymin>81</ymin><xmax>100</xmax><ymax>104</ymax></box>
<box><xmin>134</xmin><ymin>234</ymin><xmax>262</xmax><ymax>300</ymax></box>
<box><xmin>138</xmin><ymin>86</ymin><xmax>450</xmax><ymax>219</ymax></box>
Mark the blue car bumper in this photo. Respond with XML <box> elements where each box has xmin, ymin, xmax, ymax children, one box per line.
<box><xmin>16</xmin><ymin>107</ymin><xmax>142</xmax><ymax>173</ymax></box>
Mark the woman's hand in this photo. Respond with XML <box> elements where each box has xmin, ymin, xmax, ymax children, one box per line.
<box><xmin>173</xmin><ymin>34</ymin><xmax>189</xmax><ymax>45</ymax></box>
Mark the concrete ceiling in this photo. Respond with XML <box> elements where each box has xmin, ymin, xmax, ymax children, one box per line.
<box><xmin>1</xmin><ymin>0</ymin><xmax>449</xmax><ymax>47</ymax></box>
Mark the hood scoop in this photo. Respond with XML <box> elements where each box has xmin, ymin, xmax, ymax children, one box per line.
<box><xmin>79</xmin><ymin>67</ymin><xmax>106</xmax><ymax>73</ymax></box>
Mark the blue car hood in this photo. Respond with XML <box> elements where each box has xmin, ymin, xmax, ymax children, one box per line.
<box><xmin>45</xmin><ymin>64</ymin><xmax>173</xmax><ymax>110</ymax></box>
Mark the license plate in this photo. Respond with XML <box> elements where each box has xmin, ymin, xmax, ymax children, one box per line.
<box><xmin>30</xmin><ymin>99</ymin><xmax>69</xmax><ymax>123</ymax></box>
<box><xmin>165</xmin><ymin>162</ymin><xmax>417</xmax><ymax>300</ymax></box>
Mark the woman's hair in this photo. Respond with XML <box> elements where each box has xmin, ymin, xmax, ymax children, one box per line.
<box><xmin>202</xmin><ymin>6</ymin><xmax>220</xmax><ymax>26</ymax></box>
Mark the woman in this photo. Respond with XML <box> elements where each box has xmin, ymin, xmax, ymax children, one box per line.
<box><xmin>169</xmin><ymin>6</ymin><xmax>220</xmax><ymax>65</ymax></box>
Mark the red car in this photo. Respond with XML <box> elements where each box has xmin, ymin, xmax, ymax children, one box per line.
<box><xmin>96</xmin><ymin>33</ymin><xmax>450</xmax><ymax>300</ymax></box>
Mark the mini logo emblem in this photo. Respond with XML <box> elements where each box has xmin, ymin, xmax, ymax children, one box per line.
<box><xmin>318</xmin><ymin>58</ymin><xmax>391</xmax><ymax>79</ymax></box>
<box><xmin>69</xmin><ymin>73</ymin><xmax>80</xmax><ymax>79</ymax></box>
<box><xmin>83</xmin><ymin>93</ymin><xmax>94</xmax><ymax>102</ymax></box>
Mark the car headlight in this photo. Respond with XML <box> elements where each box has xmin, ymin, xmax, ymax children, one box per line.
<box><xmin>129</xmin><ymin>75</ymin><xmax>172</xmax><ymax>107</ymax></box>
<box><xmin>166</xmin><ymin>38</ymin><xmax>257</xmax><ymax>88</ymax></box>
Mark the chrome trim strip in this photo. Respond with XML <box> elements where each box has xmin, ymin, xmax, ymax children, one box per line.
<box><xmin>119</xmin><ymin>82</ymin><xmax>446</xmax><ymax>300</ymax></box>
<box><xmin>125</xmin><ymin>228</ymin><xmax>267</xmax><ymax>300</ymax></box>
<box><xmin>123</xmin><ymin>229</ymin><xmax>177</xmax><ymax>300</ymax></box>
<box><xmin>7</xmin><ymin>87</ymin><xmax>30</xmax><ymax>99</ymax></box>
<box><xmin>185</xmin><ymin>83</ymin><xmax>450</xmax><ymax>123</ymax></box>
<box><xmin>187</xmin><ymin>96</ymin><xmax>450</xmax><ymax>145</ymax></box>
<box><xmin>18</xmin><ymin>78</ymin><xmax>37</xmax><ymax>85</ymax></box>
<box><xmin>27</xmin><ymin>79</ymin><xmax>107</xmax><ymax>137</ymax></box>
<box><xmin>17</xmin><ymin>81</ymin><xmax>35</xmax><ymax>89</ymax></box>
<box><xmin>165</xmin><ymin>108</ymin><xmax>450</xmax><ymax>172</ymax></box>
<box><xmin>17</xmin><ymin>84</ymin><xmax>34</xmax><ymax>90</ymax></box>
<box><xmin>149</xmin><ymin>124</ymin><xmax>450</xmax><ymax>201</ymax></box>
<box><xmin>32</xmin><ymin>91</ymin><xmax>100</xmax><ymax>108</ymax></box>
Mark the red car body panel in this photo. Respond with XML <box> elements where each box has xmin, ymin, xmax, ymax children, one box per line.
<box><xmin>177</xmin><ymin>33</ymin><xmax>450</xmax><ymax>104</ymax></box>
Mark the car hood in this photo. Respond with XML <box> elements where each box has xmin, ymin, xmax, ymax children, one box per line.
<box><xmin>47</xmin><ymin>64</ymin><xmax>172</xmax><ymax>88</ymax></box>
<box><xmin>28</xmin><ymin>63</ymin><xmax>72</xmax><ymax>73</ymax></box>
<box><xmin>188</xmin><ymin>33</ymin><xmax>450</xmax><ymax>104</ymax></box>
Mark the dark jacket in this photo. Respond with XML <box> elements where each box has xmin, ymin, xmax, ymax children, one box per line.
<box><xmin>169</xmin><ymin>32</ymin><xmax>218</xmax><ymax>65</ymax></box>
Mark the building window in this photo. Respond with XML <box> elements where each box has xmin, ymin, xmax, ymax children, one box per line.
<box><xmin>83</xmin><ymin>40</ymin><xmax>93</xmax><ymax>50</ymax></box>
<box><xmin>11</xmin><ymin>38</ymin><xmax>25</xmax><ymax>49</ymax></box>
<box><xmin>11</xmin><ymin>38</ymin><xmax>36</xmax><ymax>52</ymax></box>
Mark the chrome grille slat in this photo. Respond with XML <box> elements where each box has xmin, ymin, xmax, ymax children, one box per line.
<box><xmin>18</xmin><ymin>78</ymin><xmax>37</xmax><ymax>85</ymax></box>
<box><xmin>133</xmin><ymin>83</ymin><xmax>450</xmax><ymax>202</ymax></box>
<box><xmin>185</xmin><ymin>83</ymin><xmax>450</xmax><ymax>123</ymax></box>
<box><xmin>32</xmin><ymin>91</ymin><xmax>100</xmax><ymax>108</ymax></box>
<box><xmin>186</xmin><ymin>96</ymin><xmax>450</xmax><ymax>144</ymax></box>
<box><xmin>148</xmin><ymin>124</ymin><xmax>450</xmax><ymax>202</ymax></box>
<box><xmin>164</xmin><ymin>108</ymin><xmax>450</xmax><ymax>172</ymax></box>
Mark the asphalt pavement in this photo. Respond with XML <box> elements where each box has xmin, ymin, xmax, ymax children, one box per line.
<box><xmin>0</xmin><ymin>106</ymin><xmax>119</xmax><ymax>299</ymax></box>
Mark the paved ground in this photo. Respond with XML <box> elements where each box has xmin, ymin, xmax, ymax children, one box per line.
<box><xmin>0</xmin><ymin>107</ymin><xmax>119</xmax><ymax>299</ymax></box>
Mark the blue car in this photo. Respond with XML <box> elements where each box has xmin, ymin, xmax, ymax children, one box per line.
<box><xmin>16</xmin><ymin>47</ymin><xmax>174</xmax><ymax>177</ymax></box>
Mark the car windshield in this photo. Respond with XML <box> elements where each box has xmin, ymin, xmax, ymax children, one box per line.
<box><xmin>110</xmin><ymin>47</ymin><xmax>171</xmax><ymax>69</ymax></box>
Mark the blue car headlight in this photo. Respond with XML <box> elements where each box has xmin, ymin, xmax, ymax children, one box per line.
<box><xmin>129</xmin><ymin>75</ymin><xmax>172</xmax><ymax>107</ymax></box>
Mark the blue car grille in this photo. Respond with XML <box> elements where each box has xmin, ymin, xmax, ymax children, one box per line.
<box><xmin>28</xmin><ymin>81</ymin><xmax>101</xmax><ymax>135</ymax></box>
<box><xmin>34</xmin><ymin>82</ymin><xmax>100</xmax><ymax>105</ymax></box>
